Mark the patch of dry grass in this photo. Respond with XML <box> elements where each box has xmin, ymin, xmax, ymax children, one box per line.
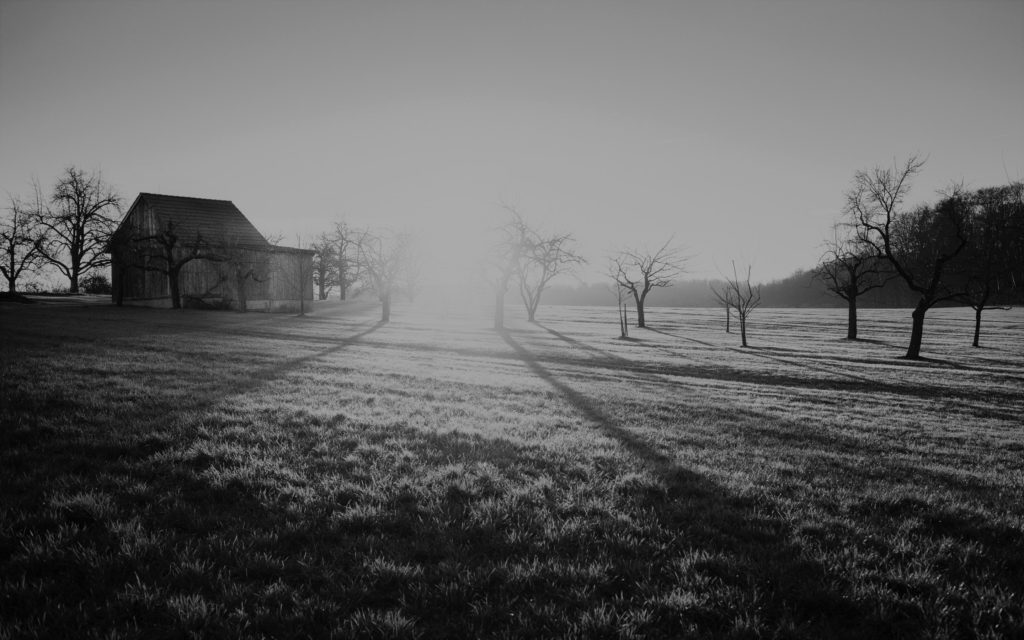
<box><xmin>1</xmin><ymin>300</ymin><xmax>1022</xmax><ymax>638</ymax></box>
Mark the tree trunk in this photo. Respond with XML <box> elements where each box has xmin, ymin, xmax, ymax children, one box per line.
<box><xmin>168</xmin><ymin>269</ymin><xmax>182</xmax><ymax>309</ymax></box>
<box><xmin>494</xmin><ymin>289</ymin><xmax>505</xmax><ymax>329</ymax></box>
<box><xmin>114</xmin><ymin>267</ymin><xmax>124</xmax><ymax>307</ymax></box>
<box><xmin>846</xmin><ymin>295</ymin><xmax>858</xmax><ymax>340</ymax></box>
<box><xmin>633</xmin><ymin>291</ymin><xmax>645</xmax><ymax>328</ymax></box>
<box><xmin>381</xmin><ymin>293</ymin><xmax>391</xmax><ymax>323</ymax></box>
<box><xmin>524</xmin><ymin>288</ymin><xmax>540</xmax><ymax>323</ymax></box>
<box><xmin>236</xmin><ymin>274</ymin><xmax>248</xmax><ymax>313</ymax></box>
<box><xmin>725</xmin><ymin>306</ymin><xmax>731</xmax><ymax>333</ymax></box>
<box><xmin>69</xmin><ymin>257</ymin><xmax>81</xmax><ymax>293</ymax></box>
<box><xmin>739</xmin><ymin>314</ymin><xmax>747</xmax><ymax>347</ymax></box>
<box><xmin>905</xmin><ymin>301</ymin><xmax>928</xmax><ymax>359</ymax></box>
<box><xmin>973</xmin><ymin>306</ymin><xmax>982</xmax><ymax>348</ymax></box>
<box><xmin>5</xmin><ymin>254</ymin><xmax>14</xmax><ymax>292</ymax></box>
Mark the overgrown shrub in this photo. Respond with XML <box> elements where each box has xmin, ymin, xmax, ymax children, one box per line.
<box><xmin>81</xmin><ymin>274</ymin><xmax>112</xmax><ymax>294</ymax></box>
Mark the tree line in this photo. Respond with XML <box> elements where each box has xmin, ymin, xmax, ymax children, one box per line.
<box><xmin>822</xmin><ymin>156</ymin><xmax>1023</xmax><ymax>357</ymax></box>
<box><xmin>4</xmin><ymin>159</ymin><xmax>1022</xmax><ymax>358</ymax></box>
<box><xmin>478</xmin><ymin>157</ymin><xmax>1023</xmax><ymax>358</ymax></box>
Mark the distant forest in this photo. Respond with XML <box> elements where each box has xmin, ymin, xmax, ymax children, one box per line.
<box><xmin>542</xmin><ymin>270</ymin><xmax>970</xmax><ymax>309</ymax></box>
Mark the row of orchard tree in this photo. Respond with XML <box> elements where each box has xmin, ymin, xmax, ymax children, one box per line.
<box><xmin>592</xmin><ymin>156</ymin><xmax>1024</xmax><ymax>359</ymax></box>
<box><xmin>458</xmin><ymin>156</ymin><xmax>1024</xmax><ymax>361</ymax></box>
<box><xmin>816</xmin><ymin>156</ymin><xmax>1023</xmax><ymax>358</ymax></box>
<box><xmin>305</xmin><ymin>224</ymin><xmax>418</xmax><ymax>322</ymax></box>
<box><xmin>4</xmin><ymin>161</ymin><xmax>1022</xmax><ymax>358</ymax></box>
<box><xmin>304</xmin><ymin>205</ymin><xmax>589</xmax><ymax>328</ymax></box>
<box><xmin>0</xmin><ymin>167</ymin><xmax>420</xmax><ymax>320</ymax></box>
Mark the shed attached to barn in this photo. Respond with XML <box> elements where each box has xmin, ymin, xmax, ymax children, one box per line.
<box><xmin>109</xmin><ymin>193</ymin><xmax>314</xmax><ymax>312</ymax></box>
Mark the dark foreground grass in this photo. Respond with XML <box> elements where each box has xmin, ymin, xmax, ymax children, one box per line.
<box><xmin>1</xmin><ymin>300</ymin><xmax>1022</xmax><ymax>639</ymax></box>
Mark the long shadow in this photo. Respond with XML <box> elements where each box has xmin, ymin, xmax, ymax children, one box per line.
<box><xmin>744</xmin><ymin>346</ymin><xmax>881</xmax><ymax>384</ymax></box>
<box><xmin>5</xmin><ymin>314</ymin><xmax>1021</xmax><ymax>637</ymax></box>
<box><xmin>535</xmin><ymin>322</ymin><xmax>631</xmax><ymax>364</ymax></box>
<box><xmin>914</xmin><ymin>354</ymin><xmax>1024</xmax><ymax>377</ymax></box>
<box><xmin>319</xmin><ymin>329</ymin><xmax>1024</xmax><ymax>418</ymax></box>
<box><xmin>646</xmin><ymin>327</ymin><xmax>880</xmax><ymax>385</ymax></box>
<box><xmin>0</xmin><ymin>315</ymin><xmax>391</xmax><ymax>602</ymax></box>
<box><xmin>648</xmin><ymin>324</ymin><xmax>1021</xmax><ymax>380</ymax></box>
<box><xmin>7</xmin><ymin>401</ymin><xmax>1018</xmax><ymax>638</ymax></box>
<box><xmin>495</xmin><ymin>329</ymin><xmax>1024</xmax><ymax>630</ymax></box>
<box><xmin>249</xmin><ymin>320</ymin><xmax>386</xmax><ymax>380</ymax></box>
<box><xmin>642</xmin><ymin>326</ymin><xmax>1023</xmax><ymax>410</ymax></box>
<box><xmin>203</xmin><ymin>324</ymin><xmax>380</xmax><ymax>348</ymax></box>
<box><xmin>849</xmin><ymin>337</ymin><xmax>900</xmax><ymax>348</ymax></box>
<box><xmin>496</xmin><ymin>329</ymin><xmax>872</xmax><ymax>630</ymax></box>
<box><xmin>500</xmin><ymin>330</ymin><xmax>673</xmax><ymax>469</ymax></box>
<box><xmin>2</xmin><ymin>318</ymin><xmax>386</xmax><ymax>459</ymax></box>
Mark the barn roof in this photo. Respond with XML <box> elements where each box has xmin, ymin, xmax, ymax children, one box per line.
<box><xmin>125</xmin><ymin>193</ymin><xmax>271</xmax><ymax>248</ymax></box>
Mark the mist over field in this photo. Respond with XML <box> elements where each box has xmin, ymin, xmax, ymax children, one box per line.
<box><xmin>2</xmin><ymin>299</ymin><xmax>1022</xmax><ymax>638</ymax></box>
<box><xmin>2</xmin><ymin>1</ymin><xmax>1022</xmax><ymax>635</ymax></box>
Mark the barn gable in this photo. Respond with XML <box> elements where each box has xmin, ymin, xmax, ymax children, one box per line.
<box><xmin>117</xmin><ymin>193</ymin><xmax>270</xmax><ymax>249</ymax></box>
<box><xmin>110</xmin><ymin>193</ymin><xmax>313</xmax><ymax>312</ymax></box>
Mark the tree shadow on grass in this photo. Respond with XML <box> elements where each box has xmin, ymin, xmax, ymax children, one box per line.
<box><xmin>496</xmin><ymin>329</ymin><xmax>878</xmax><ymax>636</ymax></box>
<box><xmin>1</xmin><ymin>315</ymin><xmax>399</xmax><ymax>636</ymax></box>
<box><xmin>4</xmin><ymin>311</ymin><xmax>1022</xmax><ymax>638</ymax></box>
<box><xmin>4</xmin><ymin>410</ymin><xmax>880</xmax><ymax>637</ymax></box>
<box><xmin>0</xmin><ymin>319</ymin><xmax>386</xmax><ymax>506</ymax></box>
<box><xmin>535</xmin><ymin>322</ymin><xmax>632</xmax><ymax>364</ymax></box>
<box><xmin>8</xmin><ymin>393</ymin><xmax>1020</xmax><ymax>638</ymax></box>
<box><xmin>496</xmin><ymin>328</ymin><xmax>1024</xmax><ymax>636</ymax></box>
<box><xmin>911</xmin><ymin>355</ymin><xmax>1024</xmax><ymax>378</ymax></box>
<box><xmin>641</xmin><ymin>327</ymin><xmax>1023</xmax><ymax>412</ymax></box>
<box><xmin>846</xmin><ymin>337</ymin><xmax>901</xmax><ymax>348</ymax></box>
<box><xmin>646</xmin><ymin>327</ymin><xmax>879</xmax><ymax>385</ymax></box>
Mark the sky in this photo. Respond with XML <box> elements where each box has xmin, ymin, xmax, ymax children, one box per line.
<box><xmin>2</xmin><ymin>0</ymin><xmax>1022</xmax><ymax>287</ymax></box>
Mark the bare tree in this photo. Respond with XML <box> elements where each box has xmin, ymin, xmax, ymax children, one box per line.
<box><xmin>310</xmin><ymin>232</ymin><xmax>338</xmax><ymax>301</ymax></box>
<box><xmin>814</xmin><ymin>229</ymin><xmax>892</xmax><ymax>340</ymax></box>
<box><xmin>716</xmin><ymin>261</ymin><xmax>761</xmax><ymax>347</ymax></box>
<box><xmin>487</xmin><ymin>206</ymin><xmax>533</xmax><ymax>330</ymax></box>
<box><xmin>35</xmin><ymin>167</ymin><xmax>122</xmax><ymax>292</ymax></box>
<box><xmin>332</xmin><ymin>221</ymin><xmax>362</xmax><ymax>301</ymax></box>
<box><xmin>613</xmin><ymin>283</ymin><xmax>630</xmax><ymax>338</ymax></box>
<box><xmin>957</xmin><ymin>183</ymin><xmax>1023</xmax><ymax>347</ymax></box>
<box><xmin>1</xmin><ymin>194</ymin><xmax>49</xmax><ymax>293</ymax></box>
<box><xmin>609</xmin><ymin>239</ymin><xmax>687</xmax><ymax>328</ymax></box>
<box><xmin>109</xmin><ymin>219</ymin><xmax>210</xmax><ymax>310</ymax></box>
<box><xmin>709</xmin><ymin>281</ymin><xmax>735</xmax><ymax>333</ymax></box>
<box><xmin>213</xmin><ymin>235</ymin><xmax>272</xmax><ymax>313</ymax></box>
<box><xmin>355</xmin><ymin>229</ymin><xmax>414</xmax><ymax>323</ymax></box>
<box><xmin>847</xmin><ymin>156</ymin><xmax>970</xmax><ymax>359</ymax></box>
<box><xmin>517</xmin><ymin>230</ymin><xmax>584</xmax><ymax>323</ymax></box>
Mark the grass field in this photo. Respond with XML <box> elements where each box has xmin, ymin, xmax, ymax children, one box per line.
<box><xmin>1</xmin><ymin>299</ymin><xmax>1022</xmax><ymax>639</ymax></box>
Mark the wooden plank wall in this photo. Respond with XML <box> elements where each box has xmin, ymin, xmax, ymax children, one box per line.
<box><xmin>114</xmin><ymin>200</ymin><xmax>314</xmax><ymax>308</ymax></box>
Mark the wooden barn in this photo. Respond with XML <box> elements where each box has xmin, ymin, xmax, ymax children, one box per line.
<box><xmin>109</xmin><ymin>193</ymin><xmax>314</xmax><ymax>312</ymax></box>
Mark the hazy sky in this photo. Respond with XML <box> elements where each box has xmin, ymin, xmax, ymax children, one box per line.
<box><xmin>2</xmin><ymin>0</ymin><xmax>1022</xmax><ymax>285</ymax></box>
